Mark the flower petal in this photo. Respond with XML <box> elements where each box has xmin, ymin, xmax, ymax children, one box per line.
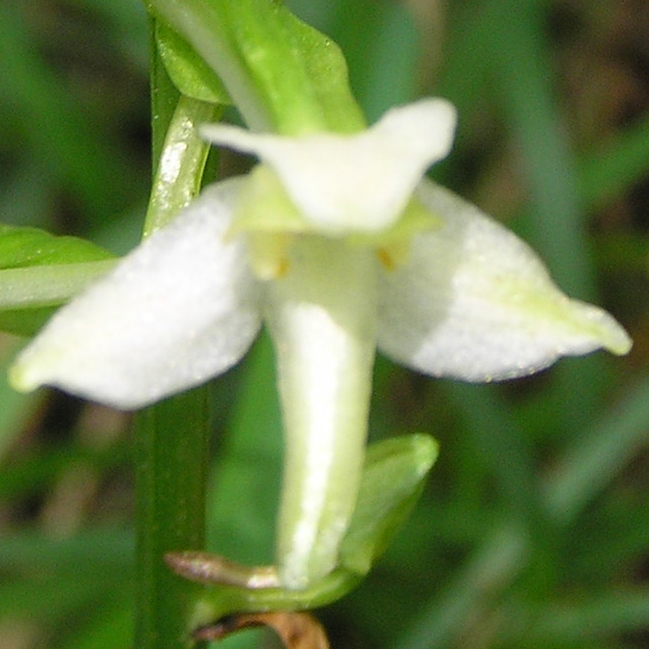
<box><xmin>10</xmin><ymin>179</ymin><xmax>262</xmax><ymax>410</ymax></box>
<box><xmin>377</xmin><ymin>181</ymin><xmax>632</xmax><ymax>381</ymax></box>
<box><xmin>201</xmin><ymin>99</ymin><xmax>456</xmax><ymax>235</ymax></box>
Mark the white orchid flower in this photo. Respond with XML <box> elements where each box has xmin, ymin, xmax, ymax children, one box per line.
<box><xmin>9</xmin><ymin>98</ymin><xmax>631</xmax><ymax>589</ymax></box>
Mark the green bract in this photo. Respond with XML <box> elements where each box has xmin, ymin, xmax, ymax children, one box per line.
<box><xmin>339</xmin><ymin>434</ymin><xmax>439</xmax><ymax>576</ymax></box>
<box><xmin>167</xmin><ymin>434</ymin><xmax>438</xmax><ymax>618</ymax></box>
<box><xmin>147</xmin><ymin>0</ymin><xmax>366</xmax><ymax>134</ymax></box>
<box><xmin>156</xmin><ymin>21</ymin><xmax>230</xmax><ymax>105</ymax></box>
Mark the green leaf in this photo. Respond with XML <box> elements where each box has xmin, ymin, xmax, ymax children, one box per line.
<box><xmin>0</xmin><ymin>225</ymin><xmax>114</xmax><ymax>336</ymax></box>
<box><xmin>0</xmin><ymin>307</ymin><xmax>61</xmax><ymax>337</ymax></box>
<box><xmin>0</xmin><ymin>225</ymin><xmax>113</xmax><ymax>269</ymax></box>
<box><xmin>339</xmin><ymin>434</ymin><xmax>438</xmax><ymax>575</ymax></box>
<box><xmin>278</xmin><ymin>8</ymin><xmax>366</xmax><ymax>134</ymax></box>
<box><xmin>156</xmin><ymin>20</ymin><xmax>230</xmax><ymax>105</ymax></box>
<box><xmin>147</xmin><ymin>0</ymin><xmax>365</xmax><ymax>134</ymax></box>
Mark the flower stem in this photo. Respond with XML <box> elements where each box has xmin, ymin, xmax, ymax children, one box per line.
<box><xmin>134</xmin><ymin>20</ymin><xmax>220</xmax><ymax>649</ymax></box>
<box><xmin>143</xmin><ymin>93</ymin><xmax>221</xmax><ymax>236</ymax></box>
<box><xmin>135</xmin><ymin>389</ymin><xmax>211</xmax><ymax>649</ymax></box>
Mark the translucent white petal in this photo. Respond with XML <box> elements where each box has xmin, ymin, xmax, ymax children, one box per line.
<box><xmin>377</xmin><ymin>181</ymin><xmax>632</xmax><ymax>381</ymax></box>
<box><xmin>201</xmin><ymin>98</ymin><xmax>456</xmax><ymax>234</ymax></box>
<box><xmin>10</xmin><ymin>178</ymin><xmax>262</xmax><ymax>410</ymax></box>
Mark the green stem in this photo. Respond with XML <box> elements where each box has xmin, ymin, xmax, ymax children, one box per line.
<box><xmin>144</xmin><ymin>93</ymin><xmax>221</xmax><ymax>236</ymax></box>
<box><xmin>135</xmin><ymin>21</ymin><xmax>221</xmax><ymax>649</ymax></box>
<box><xmin>135</xmin><ymin>390</ymin><xmax>211</xmax><ymax>649</ymax></box>
<box><xmin>150</xmin><ymin>14</ymin><xmax>180</xmax><ymax>172</ymax></box>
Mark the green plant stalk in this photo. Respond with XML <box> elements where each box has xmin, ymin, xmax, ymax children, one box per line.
<box><xmin>143</xmin><ymin>93</ymin><xmax>221</xmax><ymax>236</ymax></box>
<box><xmin>135</xmin><ymin>390</ymin><xmax>211</xmax><ymax>649</ymax></box>
<box><xmin>134</xmin><ymin>21</ymin><xmax>220</xmax><ymax>649</ymax></box>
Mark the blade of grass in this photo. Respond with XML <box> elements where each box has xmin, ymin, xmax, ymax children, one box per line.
<box><xmin>0</xmin><ymin>572</ymin><xmax>130</xmax><ymax>620</ymax></box>
<box><xmin>436</xmin><ymin>1</ymin><xmax>498</xmax><ymax>115</ymax></box>
<box><xmin>0</xmin><ymin>528</ymin><xmax>134</xmax><ymax>573</ymax></box>
<box><xmin>514</xmin><ymin>589</ymin><xmax>649</xmax><ymax>644</ymax></box>
<box><xmin>579</xmin><ymin>110</ymin><xmax>649</xmax><ymax>211</ymax></box>
<box><xmin>442</xmin><ymin>382</ymin><xmax>537</xmax><ymax>519</ymax></box>
<box><xmin>491</xmin><ymin>2</ymin><xmax>613</xmax><ymax>430</ymax></box>
<box><xmin>0</xmin><ymin>4</ymin><xmax>137</xmax><ymax>223</ymax></box>
<box><xmin>391</xmin><ymin>521</ymin><xmax>528</xmax><ymax>649</ymax></box>
<box><xmin>543</xmin><ymin>370</ymin><xmax>649</xmax><ymax>524</ymax></box>
<box><xmin>65</xmin><ymin>0</ymin><xmax>149</xmax><ymax>71</ymax></box>
<box><xmin>329</xmin><ymin>0</ymin><xmax>421</xmax><ymax>121</ymax></box>
<box><xmin>0</xmin><ymin>441</ymin><xmax>130</xmax><ymax>500</ymax></box>
<box><xmin>57</xmin><ymin>593</ymin><xmax>134</xmax><ymax>649</ymax></box>
<box><xmin>571</xmin><ymin>494</ymin><xmax>649</xmax><ymax>580</ymax></box>
<box><xmin>493</xmin><ymin>3</ymin><xmax>593</xmax><ymax>296</ymax></box>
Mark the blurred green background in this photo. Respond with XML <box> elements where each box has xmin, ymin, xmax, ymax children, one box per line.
<box><xmin>1</xmin><ymin>0</ymin><xmax>649</xmax><ymax>648</ymax></box>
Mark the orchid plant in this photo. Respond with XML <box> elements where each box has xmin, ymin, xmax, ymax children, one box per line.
<box><xmin>2</xmin><ymin>0</ymin><xmax>631</xmax><ymax>646</ymax></box>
